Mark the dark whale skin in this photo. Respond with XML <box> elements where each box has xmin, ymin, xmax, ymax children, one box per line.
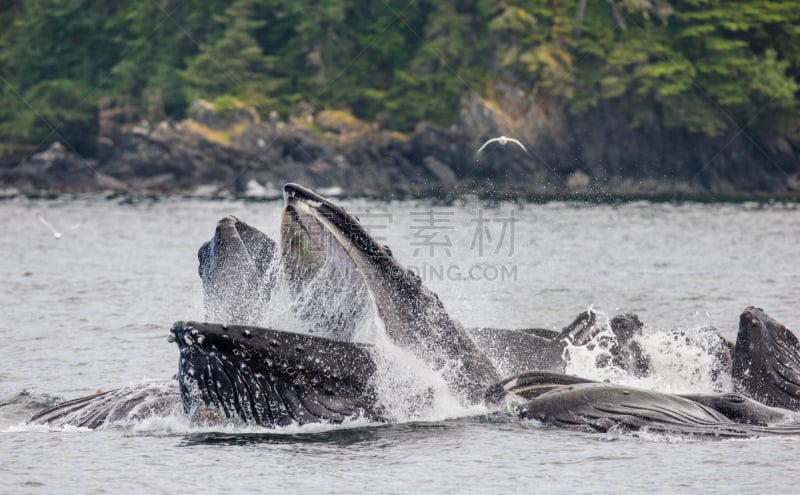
<box><xmin>517</xmin><ymin>381</ymin><xmax>800</xmax><ymax>438</ymax></box>
<box><xmin>733</xmin><ymin>307</ymin><xmax>800</xmax><ymax>411</ymax></box>
<box><xmin>171</xmin><ymin>321</ymin><xmax>383</xmax><ymax>427</ymax></box>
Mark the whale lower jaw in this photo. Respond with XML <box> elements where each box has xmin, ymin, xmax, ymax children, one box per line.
<box><xmin>171</xmin><ymin>321</ymin><xmax>383</xmax><ymax>427</ymax></box>
<box><xmin>516</xmin><ymin>381</ymin><xmax>800</xmax><ymax>438</ymax></box>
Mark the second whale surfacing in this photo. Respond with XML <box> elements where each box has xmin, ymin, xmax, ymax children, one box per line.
<box><xmin>198</xmin><ymin>215</ymin><xmax>278</xmax><ymax>324</ymax></box>
<box><xmin>27</xmin><ymin>183</ymin><xmax>800</xmax><ymax>438</ymax></box>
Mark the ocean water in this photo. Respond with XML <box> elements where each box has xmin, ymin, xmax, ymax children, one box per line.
<box><xmin>1</xmin><ymin>195</ymin><xmax>800</xmax><ymax>494</ymax></box>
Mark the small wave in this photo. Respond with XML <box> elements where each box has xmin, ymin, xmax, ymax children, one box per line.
<box><xmin>0</xmin><ymin>389</ymin><xmax>63</xmax><ymax>428</ymax></box>
<box><xmin>609</xmin><ymin>426</ymin><xmax>703</xmax><ymax>444</ymax></box>
<box><xmin>4</xmin><ymin>422</ymin><xmax>92</xmax><ymax>434</ymax></box>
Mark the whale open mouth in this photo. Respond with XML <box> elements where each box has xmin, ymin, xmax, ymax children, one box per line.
<box><xmin>280</xmin><ymin>183</ymin><xmax>501</xmax><ymax>402</ymax></box>
<box><xmin>281</xmin><ymin>183</ymin><xmax>390</xmax><ymax>280</ymax></box>
<box><xmin>280</xmin><ymin>182</ymin><xmax>407</xmax><ymax>317</ymax></box>
<box><xmin>280</xmin><ymin>184</ymin><xmax>391</xmax><ymax>343</ymax></box>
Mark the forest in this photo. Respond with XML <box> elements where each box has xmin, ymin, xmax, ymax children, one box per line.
<box><xmin>0</xmin><ymin>0</ymin><xmax>798</xmax><ymax>160</ymax></box>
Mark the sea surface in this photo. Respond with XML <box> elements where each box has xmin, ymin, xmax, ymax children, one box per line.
<box><xmin>1</xmin><ymin>194</ymin><xmax>800</xmax><ymax>494</ymax></box>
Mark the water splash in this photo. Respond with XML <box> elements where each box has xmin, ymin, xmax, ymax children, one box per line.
<box><xmin>202</xmin><ymin>247</ymin><xmax>479</xmax><ymax>423</ymax></box>
<box><xmin>369</xmin><ymin>323</ymin><xmax>481</xmax><ymax>423</ymax></box>
<box><xmin>563</xmin><ymin>309</ymin><xmax>733</xmax><ymax>394</ymax></box>
<box><xmin>205</xmin><ymin>246</ymin><xmax>380</xmax><ymax>344</ymax></box>
<box><xmin>637</xmin><ymin>325</ymin><xmax>733</xmax><ymax>394</ymax></box>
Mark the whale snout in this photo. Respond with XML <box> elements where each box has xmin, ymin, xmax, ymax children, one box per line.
<box><xmin>170</xmin><ymin>321</ymin><xmax>383</xmax><ymax>428</ymax></box>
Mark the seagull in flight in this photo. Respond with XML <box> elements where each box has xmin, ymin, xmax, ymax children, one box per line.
<box><xmin>477</xmin><ymin>135</ymin><xmax>529</xmax><ymax>154</ymax></box>
<box><xmin>37</xmin><ymin>213</ymin><xmax>84</xmax><ymax>239</ymax></box>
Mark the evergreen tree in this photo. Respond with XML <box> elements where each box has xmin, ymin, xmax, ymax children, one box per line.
<box><xmin>180</xmin><ymin>0</ymin><xmax>277</xmax><ymax>114</ymax></box>
<box><xmin>0</xmin><ymin>0</ymin><xmax>798</xmax><ymax>153</ymax></box>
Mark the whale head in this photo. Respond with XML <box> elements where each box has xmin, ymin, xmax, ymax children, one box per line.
<box><xmin>198</xmin><ymin>215</ymin><xmax>277</xmax><ymax>324</ymax></box>
<box><xmin>733</xmin><ymin>307</ymin><xmax>800</xmax><ymax>411</ymax></box>
<box><xmin>280</xmin><ymin>183</ymin><xmax>500</xmax><ymax>401</ymax></box>
<box><xmin>170</xmin><ymin>321</ymin><xmax>382</xmax><ymax>427</ymax></box>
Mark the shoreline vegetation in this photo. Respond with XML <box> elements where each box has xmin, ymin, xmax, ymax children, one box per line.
<box><xmin>1</xmin><ymin>1</ymin><xmax>799</xmax><ymax>199</ymax></box>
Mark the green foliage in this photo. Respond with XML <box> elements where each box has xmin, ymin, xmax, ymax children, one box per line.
<box><xmin>489</xmin><ymin>0</ymin><xmax>800</xmax><ymax>137</ymax></box>
<box><xmin>213</xmin><ymin>95</ymin><xmax>244</xmax><ymax>117</ymax></box>
<box><xmin>180</xmin><ymin>0</ymin><xmax>278</xmax><ymax>115</ymax></box>
<box><xmin>0</xmin><ymin>0</ymin><xmax>798</xmax><ymax>154</ymax></box>
<box><xmin>0</xmin><ymin>0</ymin><xmax>117</xmax><ymax>151</ymax></box>
<box><xmin>19</xmin><ymin>79</ymin><xmax>98</xmax><ymax>153</ymax></box>
<box><xmin>489</xmin><ymin>2</ymin><xmax>577</xmax><ymax>98</ymax></box>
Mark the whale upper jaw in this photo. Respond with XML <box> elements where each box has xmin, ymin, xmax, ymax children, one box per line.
<box><xmin>281</xmin><ymin>183</ymin><xmax>392</xmax><ymax>277</ymax></box>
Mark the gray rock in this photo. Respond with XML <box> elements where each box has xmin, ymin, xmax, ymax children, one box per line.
<box><xmin>5</xmin><ymin>89</ymin><xmax>799</xmax><ymax>196</ymax></box>
<box><xmin>6</xmin><ymin>142</ymin><xmax>117</xmax><ymax>194</ymax></box>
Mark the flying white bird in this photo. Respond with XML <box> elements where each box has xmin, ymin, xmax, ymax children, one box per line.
<box><xmin>477</xmin><ymin>135</ymin><xmax>529</xmax><ymax>154</ymax></box>
<box><xmin>37</xmin><ymin>213</ymin><xmax>84</xmax><ymax>239</ymax></box>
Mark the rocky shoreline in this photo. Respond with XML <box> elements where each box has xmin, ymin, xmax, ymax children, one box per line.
<box><xmin>3</xmin><ymin>95</ymin><xmax>800</xmax><ymax>200</ymax></box>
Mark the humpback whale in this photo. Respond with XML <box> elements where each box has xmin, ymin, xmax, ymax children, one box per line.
<box><xmin>170</xmin><ymin>185</ymin><xmax>800</xmax><ymax>434</ymax></box>
<box><xmin>281</xmin><ymin>183</ymin><xmax>501</xmax><ymax>401</ymax></box>
<box><xmin>198</xmin><ymin>215</ymin><xmax>277</xmax><ymax>324</ymax></box>
<box><xmin>164</xmin><ymin>308</ymin><xmax>800</xmax><ymax>435</ymax></box>
<box><xmin>198</xmin><ymin>193</ymin><xmax>650</xmax><ymax>380</ymax></box>
<box><xmin>27</xmin><ymin>183</ymin><xmax>800</xmax><ymax>438</ymax></box>
<box><xmin>732</xmin><ymin>307</ymin><xmax>800</xmax><ymax>410</ymax></box>
<box><xmin>516</xmin><ymin>381</ymin><xmax>800</xmax><ymax>438</ymax></box>
<box><xmin>27</xmin><ymin>381</ymin><xmax>179</xmax><ymax>429</ymax></box>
